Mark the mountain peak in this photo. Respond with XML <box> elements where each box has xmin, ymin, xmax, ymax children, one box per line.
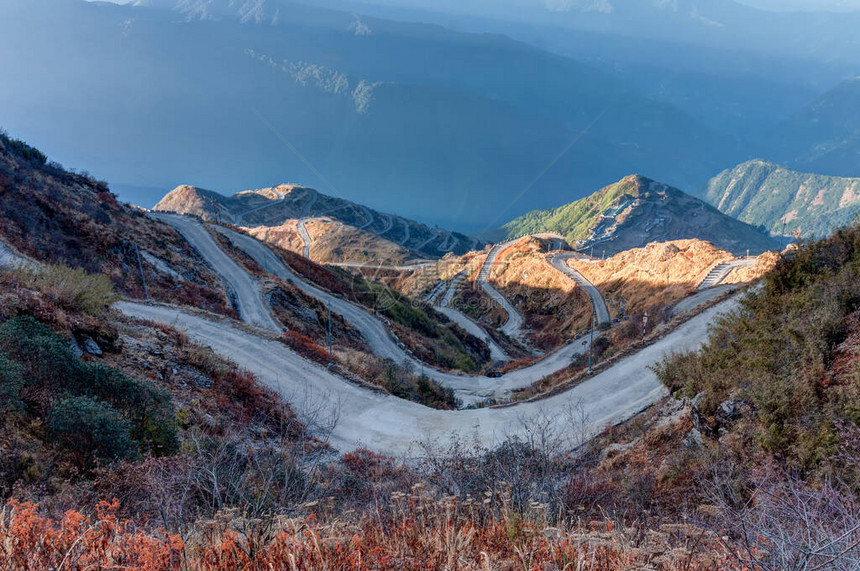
<box><xmin>503</xmin><ymin>175</ymin><xmax>778</xmax><ymax>255</ymax></box>
<box><xmin>154</xmin><ymin>183</ymin><xmax>486</xmax><ymax>262</ymax></box>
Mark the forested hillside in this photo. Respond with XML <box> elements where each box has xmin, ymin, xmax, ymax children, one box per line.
<box><xmin>708</xmin><ymin>159</ymin><xmax>860</xmax><ymax>238</ymax></box>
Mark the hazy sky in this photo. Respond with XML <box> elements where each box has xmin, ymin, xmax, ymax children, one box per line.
<box><xmin>330</xmin><ymin>0</ymin><xmax>860</xmax><ymax>12</ymax></box>
<box><xmin>737</xmin><ymin>0</ymin><xmax>860</xmax><ymax>10</ymax></box>
<box><xmin>88</xmin><ymin>0</ymin><xmax>860</xmax><ymax>10</ymax></box>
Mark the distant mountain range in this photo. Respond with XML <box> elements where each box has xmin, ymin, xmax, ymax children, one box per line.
<box><xmin>155</xmin><ymin>184</ymin><xmax>483</xmax><ymax>262</ymax></box>
<box><xmin>706</xmin><ymin>160</ymin><xmax>860</xmax><ymax>238</ymax></box>
<box><xmin>766</xmin><ymin>78</ymin><xmax>860</xmax><ymax>179</ymax></box>
<box><xmin>0</xmin><ymin>0</ymin><xmax>737</xmax><ymax>231</ymax></box>
<box><xmin>500</xmin><ymin>175</ymin><xmax>778</xmax><ymax>256</ymax></box>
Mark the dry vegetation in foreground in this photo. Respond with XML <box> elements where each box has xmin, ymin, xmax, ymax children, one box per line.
<box><xmin>3</xmin><ymin>241</ymin><xmax>860</xmax><ymax>569</ymax></box>
<box><xmin>0</xmin><ymin>493</ymin><xmax>747</xmax><ymax>571</ymax></box>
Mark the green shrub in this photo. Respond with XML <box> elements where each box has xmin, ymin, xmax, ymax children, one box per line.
<box><xmin>652</xmin><ymin>226</ymin><xmax>860</xmax><ymax>472</ymax></box>
<box><xmin>0</xmin><ymin>316</ymin><xmax>80</xmax><ymax>398</ymax></box>
<box><xmin>0</xmin><ymin>131</ymin><xmax>47</xmax><ymax>166</ymax></box>
<box><xmin>48</xmin><ymin>396</ymin><xmax>136</xmax><ymax>464</ymax></box>
<box><xmin>0</xmin><ymin>355</ymin><xmax>24</xmax><ymax>413</ymax></box>
<box><xmin>0</xmin><ymin>316</ymin><xmax>178</xmax><ymax>457</ymax></box>
<box><xmin>77</xmin><ymin>364</ymin><xmax>179</xmax><ymax>456</ymax></box>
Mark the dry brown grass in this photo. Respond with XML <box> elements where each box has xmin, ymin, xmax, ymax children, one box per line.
<box><xmin>569</xmin><ymin>239</ymin><xmax>746</xmax><ymax>314</ymax></box>
<box><xmin>723</xmin><ymin>250</ymin><xmax>779</xmax><ymax>284</ymax></box>
<box><xmin>0</xmin><ymin>494</ymin><xmax>744</xmax><ymax>570</ymax></box>
<box><xmin>246</xmin><ymin>221</ymin><xmax>305</xmax><ymax>257</ymax></box>
<box><xmin>14</xmin><ymin>263</ymin><xmax>120</xmax><ymax>316</ymax></box>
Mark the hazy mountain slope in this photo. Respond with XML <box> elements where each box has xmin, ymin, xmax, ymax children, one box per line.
<box><xmin>502</xmin><ymin>175</ymin><xmax>778</xmax><ymax>256</ymax></box>
<box><xmin>155</xmin><ymin>184</ymin><xmax>482</xmax><ymax>260</ymax></box>
<box><xmin>0</xmin><ymin>0</ymin><xmax>734</xmax><ymax>230</ymax></box>
<box><xmin>706</xmin><ymin>160</ymin><xmax>860</xmax><ymax>238</ymax></box>
<box><xmin>766</xmin><ymin>78</ymin><xmax>860</xmax><ymax>178</ymax></box>
<box><xmin>334</xmin><ymin>0</ymin><xmax>860</xmax><ymax>66</ymax></box>
<box><xmin>320</xmin><ymin>0</ymin><xmax>845</xmax><ymax>138</ymax></box>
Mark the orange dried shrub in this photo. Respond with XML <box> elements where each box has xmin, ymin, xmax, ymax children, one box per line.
<box><xmin>0</xmin><ymin>498</ymin><xmax>745</xmax><ymax>570</ymax></box>
<box><xmin>283</xmin><ymin>331</ymin><xmax>330</xmax><ymax>365</ymax></box>
<box><xmin>0</xmin><ymin>499</ymin><xmax>183</xmax><ymax>571</ymax></box>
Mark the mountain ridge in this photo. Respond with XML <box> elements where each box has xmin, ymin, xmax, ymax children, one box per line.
<box><xmin>155</xmin><ymin>184</ymin><xmax>484</xmax><ymax>262</ymax></box>
<box><xmin>706</xmin><ymin>159</ymin><xmax>860</xmax><ymax>238</ymax></box>
<box><xmin>501</xmin><ymin>174</ymin><xmax>778</xmax><ymax>256</ymax></box>
<box><xmin>0</xmin><ymin>0</ymin><xmax>735</xmax><ymax>229</ymax></box>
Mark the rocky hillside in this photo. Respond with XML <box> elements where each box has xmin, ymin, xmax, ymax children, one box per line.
<box><xmin>502</xmin><ymin>175</ymin><xmax>778</xmax><ymax>256</ymax></box>
<box><xmin>156</xmin><ymin>184</ymin><xmax>483</xmax><ymax>262</ymax></box>
<box><xmin>706</xmin><ymin>159</ymin><xmax>860</xmax><ymax>239</ymax></box>
<box><xmin>0</xmin><ymin>131</ymin><xmax>232</xmax><ymax>314</ymax></box>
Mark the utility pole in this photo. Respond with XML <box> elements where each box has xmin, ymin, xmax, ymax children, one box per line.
<box><xmin>588</xmin><ymin>308</ymin><xmax>595</xmax><ymax>375</ymax></box>
<box><xmin>327</xmin><ymin>303</ymin><xmax>333</xmax><ymax>368</ymax></box>
<box><xmin>134</xmin><ymin>243</ymin><xmax>150</xmax><ymax>305</ymax></box>
<box><xmin>665</xmin><ymin>264</ymin><xmax>670</xmax><ymax>308</ymax></box>
<box><xmin>642</xmin><ymin>311</ymin><xmax>648</xmax><ymax>342</ymax></box>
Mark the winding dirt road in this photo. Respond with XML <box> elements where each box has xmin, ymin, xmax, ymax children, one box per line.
<box><xmin>150</xmin><ymin>213</ymin><xmax>282</xmax><ymax>333</ymax></box>
<box><xmin>434</xmin><ymin>273</ymin><xmax>509</xmax><ymax>362</ymax></box>
<box><xmin>159</xmin><ymin>216</ymin><xmax>743</xmax><ymax>413</ymax></box>
<box><xmin>476</xmin><ymin>240</ymin><xmax>525</xmax><ymax>339</ymax></box>
<box><xmin>550</xmin><ymin>253</ymin><xmax>611</xmax><ymax>324</ymax></box>
<box><xmin>234</xmin><ymin>189</ymin><xmax>287</xmax><ymax>226</ymax></box>
<box><xmin>116</xmin><ymin>297</ymin><xmax>738</xmax><ymax>456</ymax></box>
<box><xmin>0</xmin><ymin>239</ymin><xmax>28</xmax><ymax>269</ymax></box>
<box><xmin>210</xmin><ymin>223</ymin><xmax>594</xmax><ymax>403</ymax></box>
<box><xmin>296</xmin><ymin>219</ymin><xmax>312</xmax><ymax>258</ymax></box>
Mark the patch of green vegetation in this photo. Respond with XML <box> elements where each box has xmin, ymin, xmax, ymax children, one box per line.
<box><xmin>502</xmin><ymin>176</ymin><xmax>637</xmax><ymax>244</ymax></box>
<box><xmin>337</xmin><ymin>269</ymin><xmax>489</xmax><ymax>372</ymax></box>
<box><xmin>653</xmin><ymin>224</ymin><xmax>860</xmax><ymax>472</ymax></box>
<box><xmin>0</xmin><ymin>316</ymin><xmax>178</xmax><ymax>468</ymax></box>
<box><xmin>379</xmin><ymin>359</ymin><xmax>458</xmax><ymax>409</ymax></box>
<box><xmin>0</xmin><ymin>130</ymin><xmax>47</xmax><ymax>166</ymax></box>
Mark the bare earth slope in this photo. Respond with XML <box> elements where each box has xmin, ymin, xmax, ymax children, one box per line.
<box><xmin>0</xmin><ymin>133</ymin><xmax>233</xmax><ymax>315</ymax></box>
